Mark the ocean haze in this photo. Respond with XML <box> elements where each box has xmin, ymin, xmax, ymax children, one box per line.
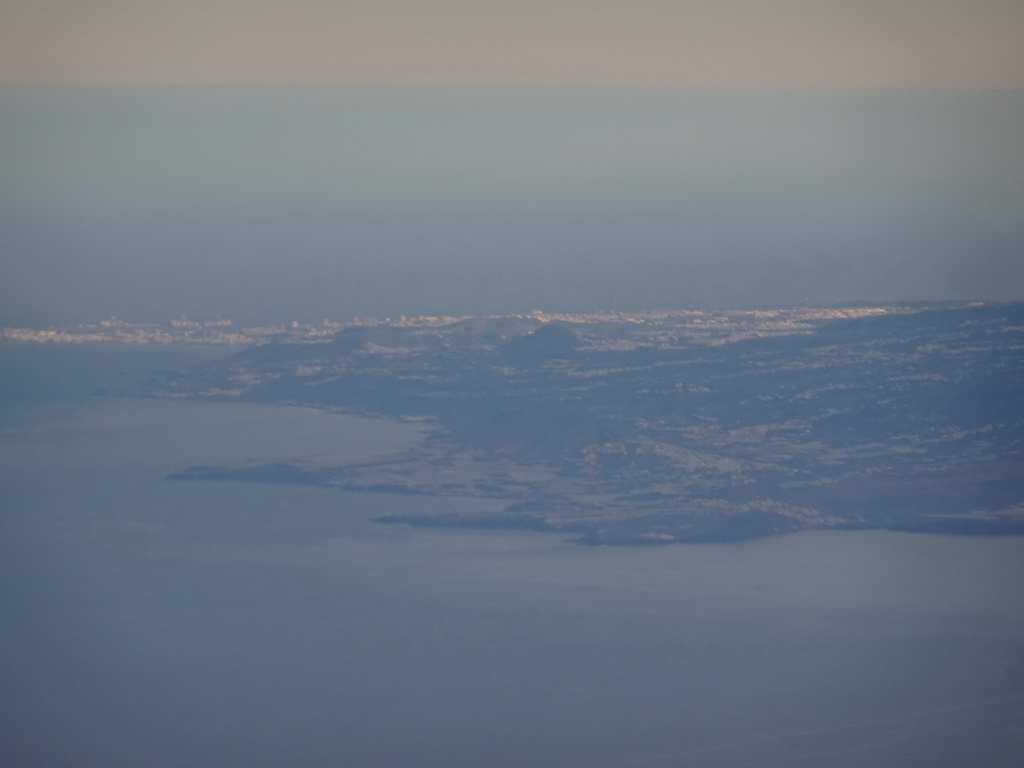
<box><xmin>3</xmin><ymin>6</ymin><xmax>1023</xmax><ymax>765</ymax></box>
<box><xmin>2</xmin><ymin>86</ymin><xmax>1023</xmax><ymax>325</ymax></box>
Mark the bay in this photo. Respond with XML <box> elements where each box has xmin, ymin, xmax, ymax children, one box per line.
<box><xmin>2</xmin><ymin>346</ymin><xmax>1023</xmax><ymax>767</ymax></box>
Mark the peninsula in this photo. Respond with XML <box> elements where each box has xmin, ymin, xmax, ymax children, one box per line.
<box><xmin>25</xmin><ymin>302</ymin><xmax>1024</xmax><ymax>544</ymax></box>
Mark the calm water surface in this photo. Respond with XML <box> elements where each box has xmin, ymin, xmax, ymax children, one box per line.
<box><xmin>2</xmin><ymin>347</ymin><xmax>1023</xmax><ymax>767</ymax></box>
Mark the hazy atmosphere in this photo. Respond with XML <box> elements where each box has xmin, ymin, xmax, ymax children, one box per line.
<box><xmin>2</xmin><ymin>1</ymin><xmax>1023</xmax><ymax>324</ymax></box>
<box><xmin>4</xmin><ymin>1</ymin><xmax>1024</xmax><ymax>88</ymax></box>
<box><xmin>3</xmin><ymin>4</ymin><xmax>1024</xmax><ymax>768</ymax></box>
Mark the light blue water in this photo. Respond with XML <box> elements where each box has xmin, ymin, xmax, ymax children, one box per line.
<box><xmin>2</xmin><ymin>347</ymin><xmax>1023</xmax><ymax>767</ymax></box>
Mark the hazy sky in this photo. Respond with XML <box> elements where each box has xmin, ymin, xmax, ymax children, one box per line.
<box><xmin>2</xmin><ymin>0</ymin><xmax>1023</xmax><ymax>88</ymax></box>
<box><xmin>1</xmin><ymin>3</ymin><xmax>1022</xmax><ymax>323</ymax></box>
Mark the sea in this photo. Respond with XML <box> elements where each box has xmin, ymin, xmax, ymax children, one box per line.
<box><xmin>2</xmin><ymin>344</ymin><xmax>1023</xmax><ymax>768</ymax></box>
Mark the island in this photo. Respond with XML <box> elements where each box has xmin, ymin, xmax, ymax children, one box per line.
<box><xmin>112</xmin><ymin>302</ymin><xmax>1024</xmax><ymax>543</ymax></box>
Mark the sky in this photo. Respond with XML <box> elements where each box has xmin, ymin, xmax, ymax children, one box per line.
<box><xmin>2</xmin><ymin>1</ymin><xmax>1024</xmax><ymax>88</ymax></box>
<box><xmin>1</xmin><ymin>2</ymin><xmax>1022</xmax><ymax>324</ymax></box>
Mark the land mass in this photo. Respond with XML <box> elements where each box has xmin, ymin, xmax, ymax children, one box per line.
<box><xmin>135</xmin><ymin>302</ymin><xmax>1024</xmax><ymax>544</ymax></box>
